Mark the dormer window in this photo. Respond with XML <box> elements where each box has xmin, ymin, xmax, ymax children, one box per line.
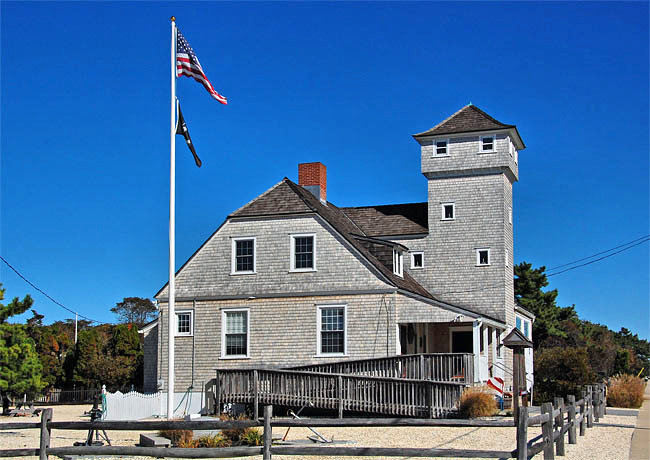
<box><xmin>480</xmin><ymin>135</ymin><xmax>495</xmax><ymax>152</ymax></box>
<box><xmin>434</xmin><ymin>139</ymin><xmax>449</xmax><ymax>156</ymax></box>
<box><xmin>392</xmin><ymin>249</ymin><xmax>404</xmax><ymax>277</ymax></box>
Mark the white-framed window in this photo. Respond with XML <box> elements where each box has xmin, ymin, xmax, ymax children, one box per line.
<box><xmin>433</xmin><ymin>139</ymin><xmax>449</xmax><ymax>156</ymax></box>
<box><xmin>221</xmin><ymin>308</ymin><xmax>249</xmax><ymax>358</ymax></box>
<box><xmin>316</xmin><ymin>305</ymin><xmax>346</xmax><ymax>356</ymax></box>
<box><xmin>393</xmin><ymin>249</ymin><xmax>404</xmax><ymax>277</ymax></box>
<box><xmin>410</xmin><ymin>251</ymin><xmax>424</xmax><ymax>269</ymax></box>
<box><xmin>509</xmin><ymin>206</ymin><xmax>513</xmax><ymax>225</ymax></box>
<box><xmin>476</xmin><ymin>248</ymin><xmax>490</xmax><ymax>266</ymax></box>
<box><xmin>231</xmin><ymin>237</ymin><xmax>256</xmax><ymax>274</ymax></box>
<box><xmin>290</xmin><ymin>233</ymin><xmax>316</xmax><ymax>272</ymax></box>
<box><xmin>480</xmin><ymin>135</ymin><xmax>495</xmax><ymax>153</ymax></box>
<box><xmin>514</xmin><ymin>147</ymin><xmax>519</xmax><ymax>164</ymax></box>
<box><xmin>505</xmin><ymin>249</ymin><xmax>509</xmax><ymax>267</ymax></box>
<box><xmin>515</xmin><ymin>315</ymin><xmax>531</xmax><ymax>339</ymax></box>
<box><xmin>509</xmin><ymin>138</ymin><xmax>515</xmax><ymax>157</ymax></box>
<box><xmin>441</xmin><ymin>203</ymin><xmax>455</xmax><ymax>220</ymax></box>
<box><xmin>175</xmin><ymin>310</ymin><xmax>194</xmax><ymax>337</ymax></box>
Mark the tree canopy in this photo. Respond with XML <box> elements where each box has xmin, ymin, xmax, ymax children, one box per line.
<box><xmin>111</xmin><ymin>297</ymin><xmax>156</xmax><ymax>327</ymax></box>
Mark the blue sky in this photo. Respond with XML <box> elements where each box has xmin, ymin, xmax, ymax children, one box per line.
<box><xmin>1</xmin><ymin>2</ymin><xmax>648</xmax><ymax>339</ymax></box>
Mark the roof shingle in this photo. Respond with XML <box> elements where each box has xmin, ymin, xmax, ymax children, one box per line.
<box><xmin>341</xmin><ymin>203</ymin><xmax>428</xmax><ymax>237</ymax></box>
<box><xmin>413</xmin><ymin>104</ymin><xmax>515</xmax><ymax>138</ymax></box>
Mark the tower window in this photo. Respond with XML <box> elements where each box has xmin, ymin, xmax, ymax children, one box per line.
<box><xmin>411</xmin><ymin>251</ymin><xmax>424</xmax><ymax>269</ymax></box>
<box><xmin>476</xmin><ymin>248</ymin><xmax>490</xmax><ymax>266</ymax></box>
<box><xmin>441</xmin><ymin>203</ymin><xmax>455</xmax><ymax>220</ymax></box>
<box><xmin>480</xmin><ymin>135</ymin><xmax>495</xmax><ymax>152</ymax></box>
<box><xmin>434</xmin><ymin>139</ymin><xmax>449</xmax><ymax>156</ymax></box>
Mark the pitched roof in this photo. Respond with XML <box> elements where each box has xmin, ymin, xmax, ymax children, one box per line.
<box><xmin>413</xmin><ymin>104</ymin><xmax>517</xmax><ymax>138</ymax></box>
<box><xmin>229</xmin><ymin>177</ymin><xmax>433</xmax><ymax>299</ymax></box>
<box><xmin>341</xmin><ymin>203</ymin><xmax>428</xmax><ymax>237</ymax></box>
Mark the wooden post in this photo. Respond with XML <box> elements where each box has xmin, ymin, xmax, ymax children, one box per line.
<box><xmin>592</xmin><ymin>385</ymin><xmax>600</xmax><ymax>423</ymax></box>
<box><xmin>599</xmin><ymin>383</ymin><xmax>606</xmax><ymax>418</ymax></box>
<box><xmin>579</xmin><ymin>393</ymin><xmax>586</xmax><ymax>436</ymax></box>
<box><xmin>516</xmin><ymin>406</ymin><xmax>529</xmax><ymax>460</ymax></box>
<box><xmin>39</xmin><ymin>408</ymin><xmax>52</xmax><ymax>460</ymax></box>
<box><xmin>420</xmin><ymin>354</ymin><xmax>425</xmax><ymax>379</ymax></box>
<box><xmin>553</xmin><ymin>397</ymin><xmax>565</xmax><ymax>456</ymax></box>
<box><xmin>427</xmin><ymin>382</ymin><xmax>434</xmax><ymax>419</ymax></box>
<box><xmin>587</xmin><ymin>389</ymin><xmax>593</xmax><ymax>428</ymax></box>
<box><xmin>263</xmin><ymin>405</ymin><xmax>272</xmax><ymax>460</ymax></box>
<box><xmin>512</xmin><ymin>349</ymin><xmax>520</xmax><ymax>425</ymax></box>
<box><xmin>215</xmin><ymin>370</ymin><xmax>221</xmax><ymax>415</ymax></box>
<box><xmin>338</xmin><ymin>375</ymin><xmax>344</xmax><ymax>419</ymax></box>
<box><xmin>253</xmin><ymin>370</ymin><xmax>259</xmax><ymax>421</ymax></box>
<box><xmin>567</xmin><ymin>395</ymin><xmax>576</xmax><ymax>444</ymax></box>
<box><xmin>602</xmin><ymin>383</ymin><xmax>607</xmax><ymax>416</ymax></box>
<box><xmin>541</xmin><ymin>402</ymin><xmax>555</xmax><ymax>460</ymax></box>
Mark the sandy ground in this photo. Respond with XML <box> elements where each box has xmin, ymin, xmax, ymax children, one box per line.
<box><xmin>0</xmin><ymin>404</ymin><xmax>637</xmax><ymax>459</ymax></box>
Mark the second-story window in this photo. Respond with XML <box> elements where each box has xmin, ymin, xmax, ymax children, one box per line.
<box><xmin>480</xmin><ymin>135</ymin><xmax>495</xmax><ymax>152</ymax></box>
<box><xmin>232</xmin><ymin>237</ymin><xmax>256</xmax><ymax>274</ymax></box>
<box><xmin>393</xmin><ymin>249</ymin><xmax>403</xmax><ymax>277</ymax></box>
<box><xmin>291</xmin><ymin>234</ymin><xmax>316</xmax><ymax>271</ymax></box>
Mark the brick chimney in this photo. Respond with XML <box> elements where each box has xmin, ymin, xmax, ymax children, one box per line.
<box><xmin>298</xmin><ymin>162</ymin><xmax>327</xmax><ymax>203</ymax></box>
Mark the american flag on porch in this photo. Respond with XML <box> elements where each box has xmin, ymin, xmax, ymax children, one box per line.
<box><xmin>176</xmin><ymin>29</ymin><xmax>227</xmax><ymax>104</ymax></box>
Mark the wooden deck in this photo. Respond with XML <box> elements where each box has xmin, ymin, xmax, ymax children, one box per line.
<box><xmin>216</xmin><ymin>354</ymin><xmax>472</xmax><ymax>418</ymax></box>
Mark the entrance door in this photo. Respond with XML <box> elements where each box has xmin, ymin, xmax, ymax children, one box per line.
<box><xmin>451</xmin><ymin>330</ymin><xmax>473</xmax><ymax>353</ymax></box>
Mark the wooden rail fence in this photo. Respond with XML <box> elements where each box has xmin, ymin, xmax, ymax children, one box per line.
<box><xmin>216</xmin><ymin>367</ymin><xmax>466</xmax><ymax>419</ymax></box>
<box><xmin>0</xmin><ymin>383</ymin><xmax>608</xmax><ymax>459</ymax></box>
<box><xmin>290</xmin><ymin>353</ymin><xmax>475</xmax><ymax>384</ymax></box>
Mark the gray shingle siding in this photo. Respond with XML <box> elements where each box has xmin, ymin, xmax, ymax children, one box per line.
<box><xmin>157</xmin><ymin>293</ymin><xmax>402</xmax><ymax>390</ymax></box>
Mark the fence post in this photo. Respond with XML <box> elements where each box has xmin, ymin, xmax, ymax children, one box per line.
<box><xmin>420</xmin><ymin>354</ymin><xmax>425</xmax><ymax>379</ymax></box>
<box><xmin>600</xmin><ymin>383</ymin><xmax>606</xmax><ymax>418</ymax></box>
<box><xmin>253</xmin><ymin>370</ymin><xmax>259</xmax><ymax>421</ymax></box>
<box><xmin>39</xmin><ymin>408</ymin><xmax>52</xmax><ymax>460</ymax></box>
<box><xmin>428</xmin><ymin>382</ymin><xmax>434</xmax><ymax>419</ymax></box>
<box><xmin>516</xmin><ymin>406</ymin><xmax>529</xmax><ymax>460</ymax></box>
<box><xmin>263</xmin><ymin>405</ymin><xmax>272</xmax><ymax>460</ymax></box>
<box><xmin>592</xmin><ymin>385</ymin><xmax>600</xmax><ymax>423</ymax></box>
<box><xmin>553</xmin><ymin>397</ymin><xmax>565</xmax><ymax>456</ymax></box>
<box><xmin>215</xmin><ymin>370</ymin><xmax>221</xmax><ymax>415</ymax></box>
<box><xmin>541</xmin><ymin>402</ymin><xmax>555</xmax><ymax>460</ymax></box>
<box><xmin>567</xmin><ymin>395</ymin><xmax>576</xmax><ymax>444</ymax></box>
<box><xmin>587</xmin><ymin>390</ymin><xmax>594</xmax><ymax>428</ymax></box>
<box><xmin>579</xmin><ymin>393</ymin><xmax>586</xmax><ymax>436</ymax></box>
<box><xmin>338</xmin><ymin>375</ymin><xmax>344</xmax><ymax>419</ymax></box>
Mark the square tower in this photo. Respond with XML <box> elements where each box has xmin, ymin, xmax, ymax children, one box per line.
<box><xmin>411</xmin><ymin>105</ymin><xmax>525</xmax><ymax>325</ymax></box>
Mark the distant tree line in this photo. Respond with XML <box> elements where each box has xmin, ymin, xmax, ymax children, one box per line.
<box><xmin>515</xmin><ymin>262</ymin><xmax>649</xmax><ymax>403</ymax></box>
<box><xmin>0</xmin><ymin>285</ymin><xmax>156</xmax><ymax>414</ymax></box>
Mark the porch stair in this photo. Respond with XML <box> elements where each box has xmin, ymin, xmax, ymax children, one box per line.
<box><xmin>216</xmin><ymin>354</ymin><xmax>473</xmax><ymax>418</ymax></box>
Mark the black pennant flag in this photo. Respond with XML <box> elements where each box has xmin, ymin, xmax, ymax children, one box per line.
<box><xmin>176</xmin><ymin>100</ymin><xmax>202</xmax><ymax>167</ymax></box>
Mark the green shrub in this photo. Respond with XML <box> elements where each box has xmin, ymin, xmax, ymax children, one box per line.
<box><xmin>196</xmin><ymin>433</ymin><xmax>232</xmax><ymax>447</ymax></box>
<box><xmin>241</xmin><ymin>427</ymin><xmax>264</xmax><ymax>446</ymax></box>
<box><xmin>533</xmin><ymin>347</ymin><xmax>595</xmax><ymax>404</ymax></box>
<box><xmin>607</xmin><ymin>374</ymin><xmax>646</xmax><ymax>408</ymax></box>
<box><xmin>459</xmin><ymin>386</ymin><xmax>498</xmax><ymax>418</ymax></box>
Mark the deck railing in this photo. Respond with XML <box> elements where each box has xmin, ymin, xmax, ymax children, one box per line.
<box><xmin>289</xmin><ymin>353</ymin><xmax>474</xmax><ymax>384</ymax></box>
<box><xmin>215</xmin><ymin>368</ymin><xmax>466</xmax><ymax>418</ymax></box>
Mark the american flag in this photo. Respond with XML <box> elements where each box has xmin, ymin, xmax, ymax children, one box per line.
<box><xmin>176</xmin><ymin>29</ymin><xmax>227</xmax><ymax>105</ymax></box>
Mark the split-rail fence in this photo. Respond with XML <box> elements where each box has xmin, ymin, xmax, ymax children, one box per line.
<box><xmin>0</xmin><ymin>383</ymin><xmax>607</xmax><ymax>459</ymax></box>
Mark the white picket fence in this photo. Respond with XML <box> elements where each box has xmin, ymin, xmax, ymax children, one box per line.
<box><xmin>102</xmin><ymin>387</ymin><xmax>206</xmax><ymax>420</ymax></box>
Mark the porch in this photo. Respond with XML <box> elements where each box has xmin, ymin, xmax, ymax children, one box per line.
<box><xmin>398</xmin><ymin>321</ymin><xmax>506</xmax><ymax>384</ymax></box>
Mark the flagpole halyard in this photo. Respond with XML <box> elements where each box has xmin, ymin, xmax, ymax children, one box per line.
<box><xmin>167</xmin><ymin>16</ymin><xmax>177</xmax><ymax>420</ymax></box>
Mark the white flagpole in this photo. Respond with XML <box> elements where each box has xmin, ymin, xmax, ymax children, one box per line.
<box><xmin>167</xmin><ymin>16</ymin><xmax>177</xmax><ymax>420</ymax></box>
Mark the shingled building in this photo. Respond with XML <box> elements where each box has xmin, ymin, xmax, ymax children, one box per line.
<box><xmin>144</xmin><ymin>105</ymin><xmax>535</xmax><ymax>408</ymax></box>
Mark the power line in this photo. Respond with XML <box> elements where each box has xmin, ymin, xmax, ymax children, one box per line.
<box><xmin>0</xmin><ymin>255</ymin><xmax>101</xmax><ymax>324</ymax></box>
<box><xmin>546</xmin><ymin>234</ymin><xmax>650</xmax><ymax>271</ymax></box>
<box><xmin>547</xmin><ymin>237</ymin><xmax>649</xmax><ymax>277</ymax></box>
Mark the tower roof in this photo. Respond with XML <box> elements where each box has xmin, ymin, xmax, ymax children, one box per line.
<box><xmin>413</xmin><ymin>105</ymin><xmax>525</xmax><ymax>149</ymax></box>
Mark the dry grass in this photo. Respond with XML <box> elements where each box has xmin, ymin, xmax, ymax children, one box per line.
<box><xmin>607</xmin><ymin>374</ymin><xmax>646</xmax><ymax>408</ymax></box>
<box><xmin>458</xmin><ymin>385</ymin><xmax>498</xmax><ymax>418</ymax></box>
<box><xmin>158</xmin><ymin>428</ymin><xmax>194</xmax><ymax>447</ymax></box>
<box><xmin>241</xmin><ymin>427</ymin><xmax>264</xmax><ymax>446</ymax></box>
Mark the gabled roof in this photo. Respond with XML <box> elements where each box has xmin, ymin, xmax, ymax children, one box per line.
<box><xmin>413</xmin><ymin>105</ymin><xmax>525</xmax><ymax>149</ymax></box>
<box><xmin>229</xmin><ymin>177</ymin><xmax>432</xmax><ymax>299</ymax></box>
<box><xmin>502</xmin><ymin>327</ymin><xmax>533</xmax><ymax>348</ymax></box>
<box><xmin>341</xmin><ymin>203</ymin><xmax>428</xmax><ymax>237</ymax></box>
